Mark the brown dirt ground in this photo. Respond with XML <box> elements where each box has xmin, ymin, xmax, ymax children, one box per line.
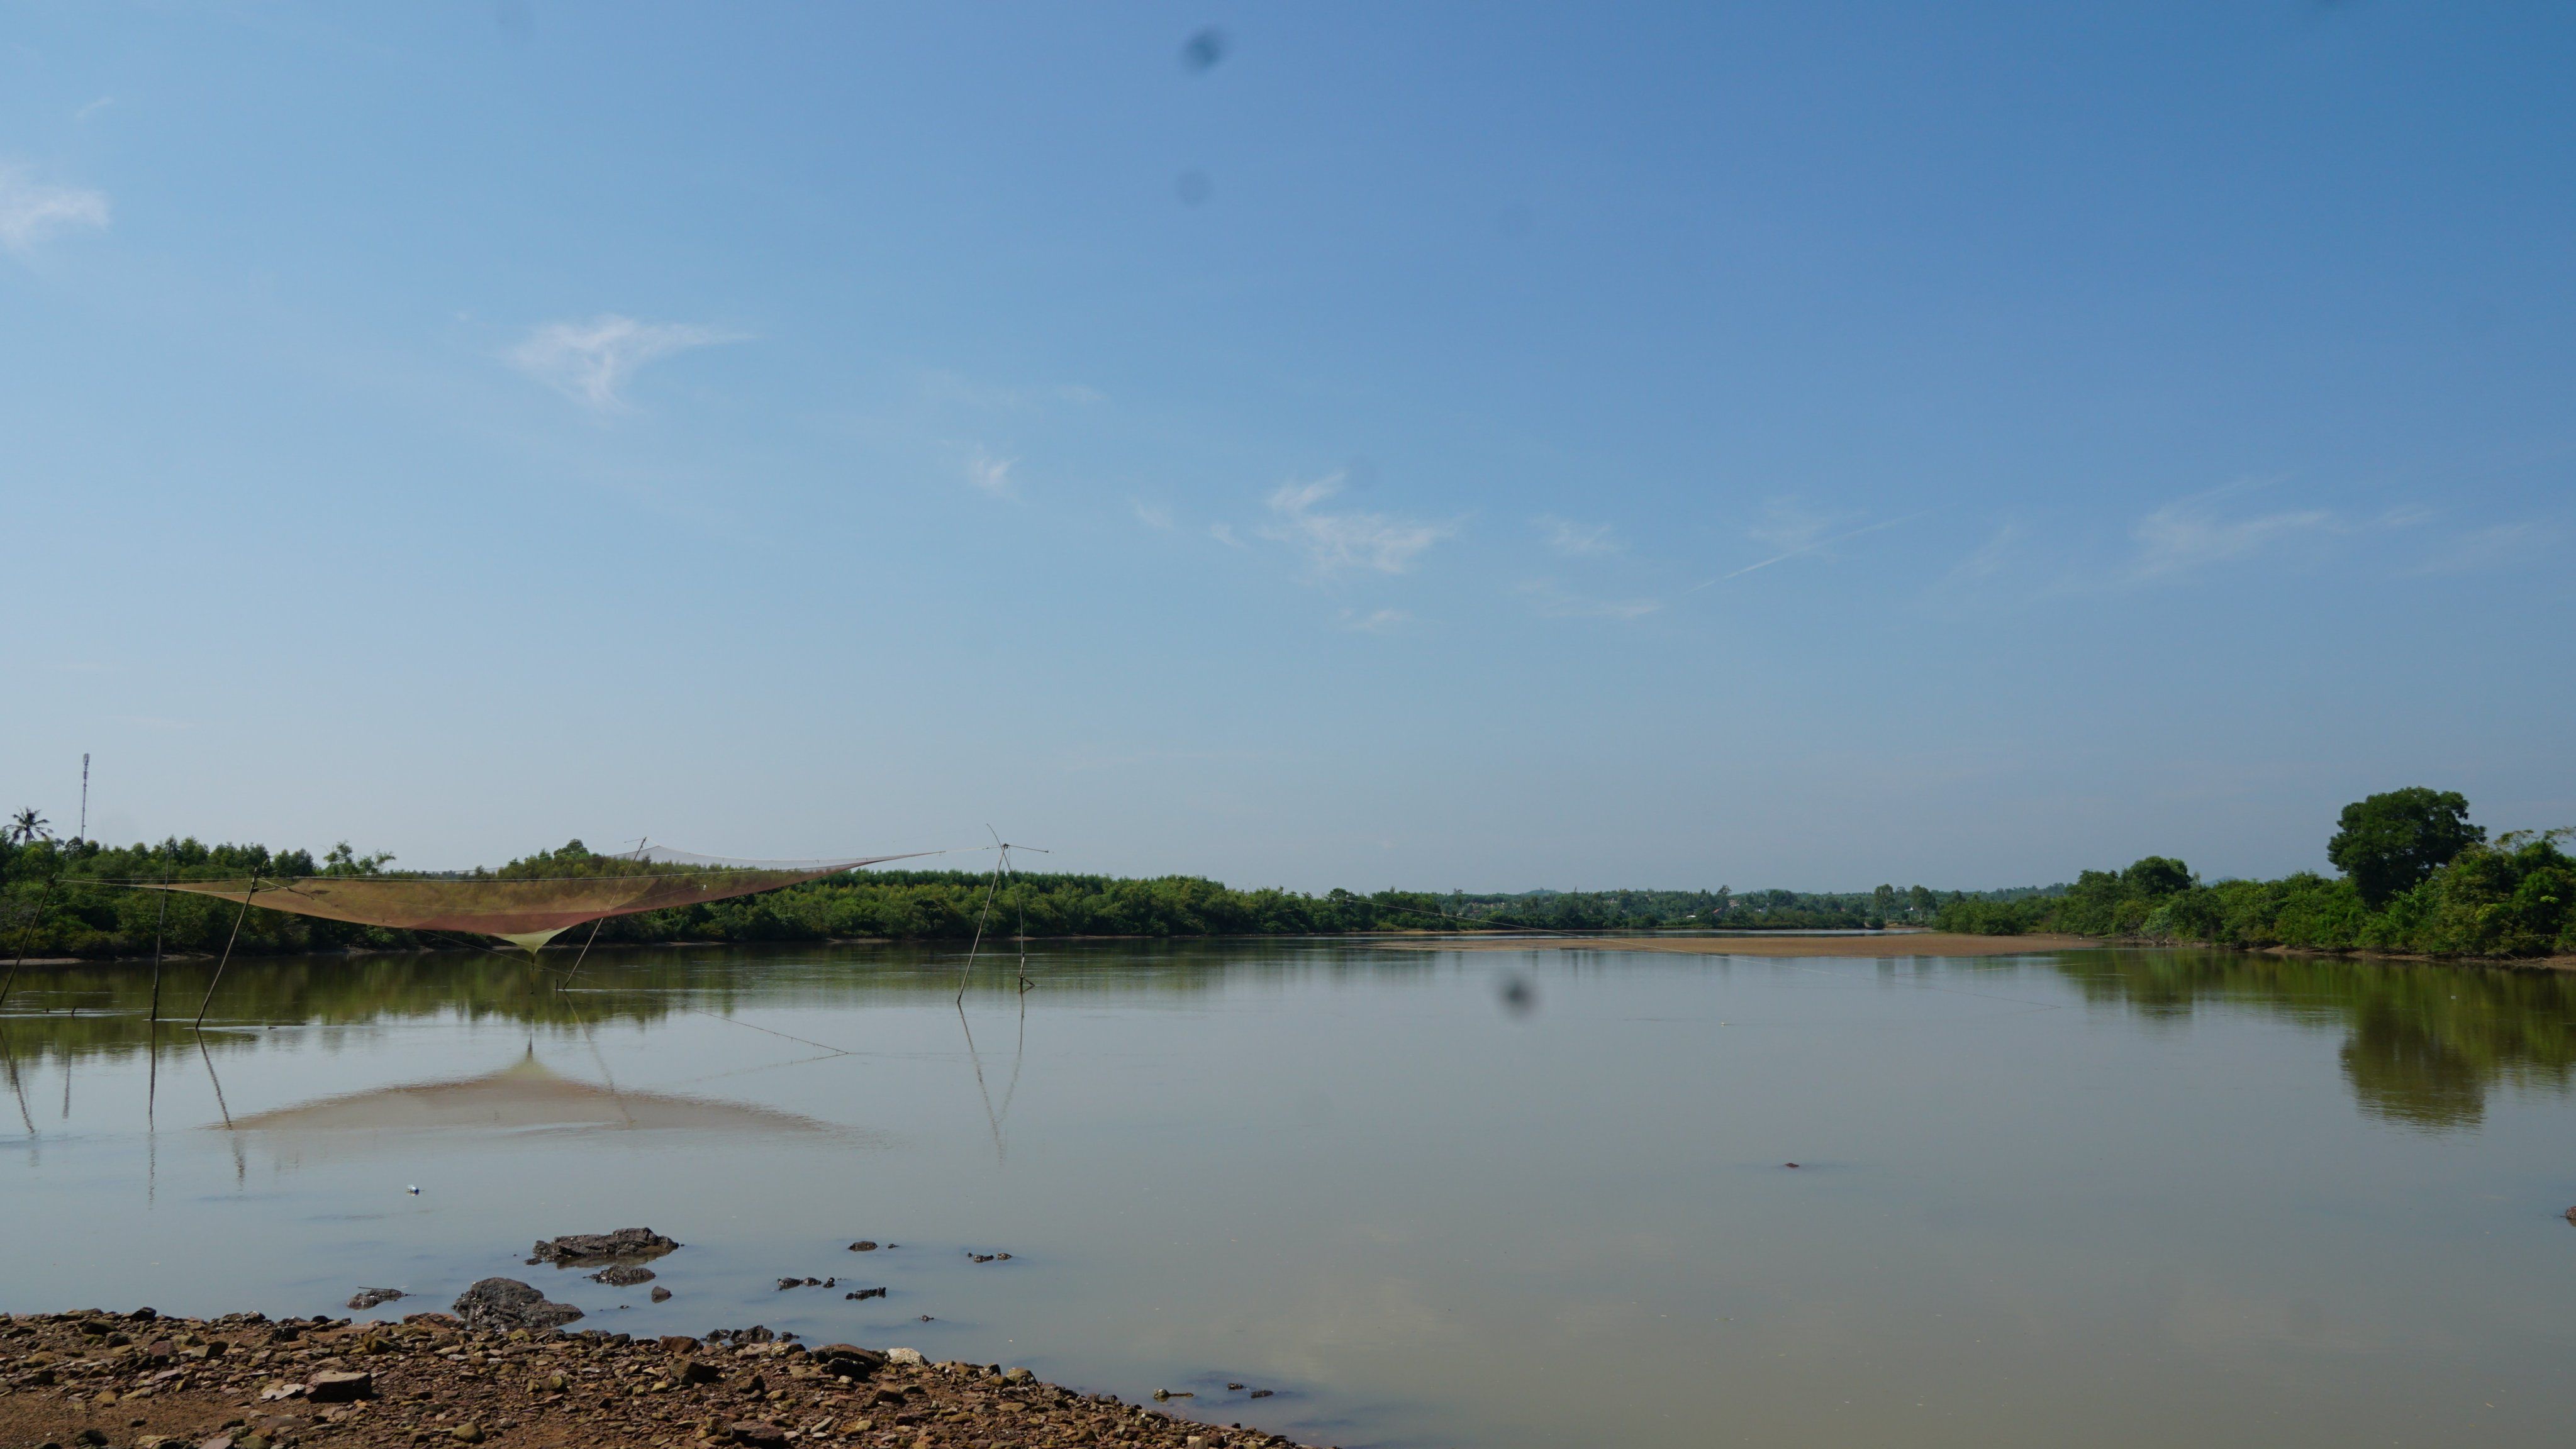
<box><xmin>1376</xmin><ymin>931</ymin><xmax>2101</xmax><ymax>957</ymax></box>
<box><xmin>2</xmin><ymin>1311</ymin><xmax>1310</xmax><ymax>1449</ymax></box>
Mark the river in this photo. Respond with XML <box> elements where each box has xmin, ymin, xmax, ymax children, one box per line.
<box><xmin>3</xmin><ymin>941</ymin><xmax>2572</xmax><ymax>1447</ymax></box>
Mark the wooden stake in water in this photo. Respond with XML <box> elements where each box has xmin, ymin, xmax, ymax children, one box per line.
<box><xmin>193</xmin><ymin>875</ymin><xmax>261</xmax><ymax>1029</ymax></box>
<box><xmin>0</xmin><ymin>874</ymin><xmax>62</xmax><ymax>1013</ymax></box>
<box><xmin>147</xmin><ymin>859</ymin><xmax>172</xmax><ymax>1023</ymax></box>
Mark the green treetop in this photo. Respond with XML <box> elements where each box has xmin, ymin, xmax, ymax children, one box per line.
<box><xmin>2328</xmin><ymin>788</ymin><xmax>2484</xmax><ymax>907</ymax></box>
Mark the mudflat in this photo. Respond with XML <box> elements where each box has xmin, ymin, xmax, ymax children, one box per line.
<box><xmin>1383</xmin><ymin>931</ymin><xmax>2099</xmax><ymax>957</ymax></box>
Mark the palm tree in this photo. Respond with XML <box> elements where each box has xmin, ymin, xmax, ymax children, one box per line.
<box><xmin>7</xmin><ymin>808</ymin><xmax>49</xmax><ymax>845</ymax></box>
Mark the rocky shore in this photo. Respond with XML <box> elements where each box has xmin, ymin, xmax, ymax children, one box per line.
<box><xmin>0</xmin><ymin>1309</ymin><xmax>1319</xmax><ymax>1449</ymax></box>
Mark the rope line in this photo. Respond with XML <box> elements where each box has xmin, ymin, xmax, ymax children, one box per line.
<box><xmin>678</xmin><ymin>1008</ymin><xmax>855</xmax><ymax>1057</ymax></box>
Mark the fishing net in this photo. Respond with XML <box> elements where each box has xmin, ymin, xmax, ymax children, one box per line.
<box><xmin>133</xmin><ymin>853</ymin><xmax>921</xmax><ymax>952</ymax></box>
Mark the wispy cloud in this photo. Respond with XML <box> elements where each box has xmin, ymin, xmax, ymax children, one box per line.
<box><xmin>2409</xmin><ymin>520</ymin><xmax>2563</xmax><ymax>576</ymax></box>
<box><xmin>1338</xmin><ymin>607</ymin><xmax>1416</xmax><ymax>633</ymax></box>
<box><xmin>1209</xmin><ymin>523</ymin><xmax>1244</xmax><ymax>548</ymax></box>
<box><xmin>506</xmin><ymin>315</ymin><xmax>740</xmax><ymax>409</ymax></box>
<box><xmin>1130</xmin><ymin>499</ymin><xmax>1176</xmax><ymax>530</ymax></box>
<box><xmin>1536</xmin><ymin>516</ymin><xmax>1622</xmax><ymax>557</ymax></box>
<box><xmin>1260</xmin><ymin>471</ymin><xmax>1454</xmax><ymax>575</ymax></box>
<box><xmin>1519</xmin><ymin>579</ymin><xmax>1661</xmax><ymax>621</ymax></box>
<box><xmin>1688</xmin><ymin>502</ymin><xmax>1927</xmax><ymax>591</ymax></box>
<box><xmin>1939</xmin><ymin>522</ymin><xmax>2022</xmax><ymax>589</ymax></box>
<box><xmin>0</xmin><ymin>165</ymin><xmax>110</xmax><ymax>255</ymax></box>
<box><xmin>2122</xmin><ymin>491</ymin><xmax>2336</xmax><ymax>582</ymax></box>
<box><xmin>1747</xmin><ymin>500</ymin><xmax>1847</xmax><ymax>556</ymax></box>
<box><xmin>964</xmin><ymin>445</ymin><xmax>1017</xmax><ymax>497</ymax></box>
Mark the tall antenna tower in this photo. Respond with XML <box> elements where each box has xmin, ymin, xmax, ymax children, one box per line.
<box><xmin>79</xmin><ymin>753</ymin><xmax>89</xmax><ymax>843</ymax></box>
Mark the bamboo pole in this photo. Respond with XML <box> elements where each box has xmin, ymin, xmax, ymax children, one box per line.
<box><xmin>0</xmin><ymin>874</ymin><xmax>62</xmax><ymax>1013</ymax></box>
<box><xmin>192</xmin><ymin>875</ymin><xmax>261</xmax><ymax>1029</ymax></box>
<box><xmin>146</xmin><ymin>861</ymin><xmax>172</xmax><ymax>1023</ymax></box>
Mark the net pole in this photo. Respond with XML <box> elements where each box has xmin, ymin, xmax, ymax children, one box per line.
<box><xmin>1</xmin><ymin>1026</ymin><xmax>30</xmax><ymax>1136</ymax></box>
<box><xmin>956</xmin><ymin>850</ymin><xmax>1006</xmax><ymax>1004</ymax></box>
<box><xmin>192</xmin><ymin>875</ymin><xmax>261</xmax><ymax>1029</ymax></box>
<box><xmin>146</xmin><ymin>860</ymin><xmax>172</xmax><ymax>1023</ymax></box>
<box><xmin>0</xmin><ymin>874</ymin><xmax>62</xmax><ymax>1013</ymax></box>
<box><xmin>555</xmin><ymin>916</ymin><xmax>606</xmax><ymax>993</ymax></box>
<box><xmin>1012</xmin><ymin>848</ymin><xmax>1033</xmax><ymax>992</ymax></box>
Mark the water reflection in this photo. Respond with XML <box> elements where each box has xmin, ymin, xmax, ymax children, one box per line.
<box><xmin>2051</xmin><ymin>950</ymin><xmax>2576</xmax><ymax>1129</ymax></box>
<box><xmin>226</xmin><ymin>1051</ymin><xmax>830</xmax><ymax>1135</ymax></box>
<box><xmin>0</xmin><ymin>952</ymin><xmax>695</xmax><ymax>1069</ymax></box>
<box><xmin>1</xmin><ymin>944</ymin><xmax>2570</xmax><ymax>1135</ymax></box>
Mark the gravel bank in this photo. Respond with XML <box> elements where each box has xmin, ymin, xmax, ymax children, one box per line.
<box><xmin>0</xmin><ymin>1310</ymin><xmax>1321</xmax><ymax>1449</ymax></box>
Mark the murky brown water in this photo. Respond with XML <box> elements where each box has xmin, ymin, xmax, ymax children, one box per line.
<box><xmin>4</xmin><ymin>943</ymin><xmax>2573</xmax><ymax>1447</ymax></box>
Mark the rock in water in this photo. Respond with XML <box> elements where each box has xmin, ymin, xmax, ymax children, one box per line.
<box><xmin>346</xmin><ymin>1287</ymin><xmax>405</xmax><ymax>1311</ymax></box>
<box><xmin>531</xmin><ymin>1227</ymin><xmax>681</xmax><ymax>1264</ymax></box>
<box><xmin>450</xmin><ymin>1279</ymin><xmax>583</xmax><ymax>1333</ymax></box>
<box><xmin>589</xmin><ymin>1265</ymin><xmax>656</xmax><ymax>1287</ymax></box>
<box><xmin>649</xmin><ymin>1286</ymin><xmax>672</xmax><ymax>1302</ymax></box>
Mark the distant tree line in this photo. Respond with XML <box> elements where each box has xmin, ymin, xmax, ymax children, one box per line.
<box><xmin>0</xmin><ymin>830</ymin><xmax>2036</xmax><ymax>960</ymax></box>
<box><xmin>1934</xmin><ymin>788</ymin><xmax>2575</xmax><ymax>959</ymax></box>
<box><xmin>19</xmin><ymin>791</ymin><xmax>2549</xmax><ymax>960</ymax></box>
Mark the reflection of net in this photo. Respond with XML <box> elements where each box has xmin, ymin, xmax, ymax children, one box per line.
<box><xmin>137</xmin><ymin>855</ymin><xmax>917</xmax><ymax>951</ymax></box>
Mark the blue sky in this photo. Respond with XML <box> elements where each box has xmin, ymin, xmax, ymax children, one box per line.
<box><xmin>3</xmin><ymin>3</ymin><xmax>2570</xmax><ymax>892</ymax></box>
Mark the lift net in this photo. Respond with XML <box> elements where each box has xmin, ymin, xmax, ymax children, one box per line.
<box><xmin>134</xmin><ymin>852</ymin><xmax>924</xmax><ymax>952</ymax></box>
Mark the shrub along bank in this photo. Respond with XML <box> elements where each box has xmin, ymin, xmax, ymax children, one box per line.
<box><xmin>1938</xmin><ymin>789</ymin><xmax>2573</xmax><ymax>959</ymax></box>
<box><xmin>0</xmin><ymin>836</ymin><xmax>1987</xmax><ymax>960</ymax></box>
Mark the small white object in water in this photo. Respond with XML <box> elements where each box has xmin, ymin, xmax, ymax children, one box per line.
<box><xmin>406</xmin><ymin>1184</ymin><xmax>421</xmax><ymax>1195</ymax></box>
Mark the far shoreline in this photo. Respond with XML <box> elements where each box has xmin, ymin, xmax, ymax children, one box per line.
<box><xmin>7</xmin><ymin>928</ymin><xmax>2569</xmax><ymax>972</ymax></box>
